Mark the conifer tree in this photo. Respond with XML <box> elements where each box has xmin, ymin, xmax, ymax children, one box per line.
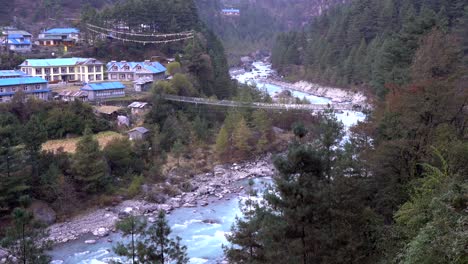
<box><xmin>72</xmin><ymin>127</ymin><xmax>107</xmax><ymax>194</ymax></box>
<box><xmin>215</xmin><ymin>125</ymin><xmax>229</xmax><ymax>158</ymax></box>
<box><xmin>114</xmin><ymin>215</ymin><xmax>147</xmax><ymax>264</ymax></box>
<box><xmin>233</xmin><ymin>118</ymin><xmax>252</xmax><ymax>154</ymax></box>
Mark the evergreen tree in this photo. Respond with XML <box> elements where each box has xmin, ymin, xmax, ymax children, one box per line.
<box><xmin>1</xmin><ymin>208</ymin><xmax>51</xmax><ymax>264</ymax></box>
<box><xmin>72</xmin><ymin>127</ymin><xmax>107</xmax><ymax>194</ymax></box>
<box><xmin>215</xmin><ymin>125</ymin><xmax>229</xmax><ymax>159</ymax></box>
<box><xmin>233</xmin><ymin>118</ymin><xmax>252</xmax><ymax>154</ymax></box>
<box><xmin>114</xmin><ymin>215</ymin><xmax>147</xmax><ymax>264</ymax></box>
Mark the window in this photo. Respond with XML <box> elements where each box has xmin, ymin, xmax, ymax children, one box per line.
<box><xmin>112</xmin><ymin>66</ymin><xmax>118</xmax><ymax>70</ymax></box>
<box><xmin>95</xmin><ymin>66</ymin><xmax>101</xmax><ymax>72</ymax></box>
<box><xmin>89</xmin><ymin>75</ymin><xmax>94</xmax><ymax>81</ymax></box>
<box><xmin>69</xmin><ymin>75</ymin><xmax>74</xmax><ymax>81</ymax></box>
<box><xmin>69</xmin><ymin>67</ymin><xmax>74</xmax><ymax>73</ymax></box>
<box><xmin>96</xmin><ymin>74</ymin><xmax>102</xmax><ymax>81</ymax></box>
<box><xmin>120</xmin><ymin>74</ymin><xmax>125</xmax><ymax>79</ymax></box>
<box><xmin>53</xmin><ymin>68</ymin><xmax>59</xmax><ymax>74</ymax></box>
<box><xmin>136</xmin><ymin>65</ymin><xmax>142</xmax><ymax>70</ymax></box>
<box><xmin>123</xmin><ymin>65</ymin><xmax>130</xmax><ymax>70</ymax></box>
<box><xmin>36</xmin><ymin>85</ymin><xmax>41</xmax><ymax>90</ymax></box>
<box><xmin>54</xmin><ymin>76</ymin><xmax>60</xmax><ymax>81</ymax></box>
<box><xmin>61</xmin><ymin>67</ymin><xmax>67</xmax><ymax>73</ymax></box>
<box><xmin>12</xmin><ymin>87</ymin><xmax>16</xmax><ymax>92</ymax></box>
<box><xmin>23</xmin><ymin>86</ymin><xmax>28</xmax><ymax>91</ymax></box>
<box><xmin>111</xmin><ymin>74</ymin><xmax>117</xmax><ymax>80</ymax></box>
<box><xmin>0</xmin><ymin>88</ymin><xmax>4</xmax><ymax>92</ymax></box>
<box><xmin>88</xmin><ymin>66</ymin><xmax>94</xmax><ymax>73</ymax></box>
<box><xmin>45</xmin><ymin>68</ymin><xmax>50</xmax><ymax>74</ymax></box>
<box><xmin>45</xmin><ymin>76</ymin><xmax>50</xmax><ymax>81</ymax></box>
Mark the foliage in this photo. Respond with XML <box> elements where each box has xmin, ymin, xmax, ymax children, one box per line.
<box><xmin>1</xmin><ymin>208</ymin><xmax>52</xmax><ymax>264</ymax></box>
<box><xmin>72</xmin><ymin>127</ymin><xmax>108</xmax><ymax>194</ymax></box>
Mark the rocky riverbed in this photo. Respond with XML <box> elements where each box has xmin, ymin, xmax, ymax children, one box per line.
<box><xmin>47</xmin><ymin>155</ymin><xmax>275</xmax><ymax>244</ymax></box>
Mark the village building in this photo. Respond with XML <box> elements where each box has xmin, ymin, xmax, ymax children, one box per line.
<box><xmin>133</xmin><ymin>78</ymin><xmax>153</xmax><ymax>92</ymax></box>
<box><xmin>0</xmin><ymin>76</ymin><xmax>50</xmax><ymax>103</ymax></box>
<box><xmin>19</xmin><ymin>57</ymin><xmax>105</xmax><ymax>83</ymax></box>
<box><xmin>0</xmin><ymin>28</ymin><xmax>33</xmax><ymax>52</ymax></box>
<box><xmin>57</xmin><ymin>90</ymin><xmax>89</xmax><ymax>102</ymax></box>
<box><xmin>37</xmin><ymin>28</ymin><xmax>80</xmax><ymax>46</ymax></box>
<box><xmin>127</xmin><ymin>127</ymin><xmax>149</xmax><ymax>141</ymax></box>
<box><xmin>221</xmin><ymin>8</ymin><xmax>240</xmax><ymax>16</ymax></box>
<box><xmin>0</xmin><ymin>70</ymin><xmax>28</xmax><ymax>79</ymax></box>
<box><xmin>106</xmin><ymin>60</ymin><xmax>166</xmax><ymax>82</ymax></box>
<box><xmin>128</xmin><ymin>101</ymin><xmax>149</xmax><ymax>115</ymax></box>
<box><xmin>80</xmin><ymin>82</ymin><xmax>125</xmax><ymax>101</ymax></box>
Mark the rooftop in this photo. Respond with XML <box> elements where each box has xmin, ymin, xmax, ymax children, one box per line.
<box><xmin>0</xmin><ymin>70</ymin><xmax>28</xmax><ymax>78</ymax></box>
<box><xmin>1</xmin><ymin>29</ymin><xmax>32</xmax><ymax>36</ymax></box>
<box><xmin>222</xmin><ymin>8</ymin><xmax>240</xmax><ymax>13</ymax></box>
<box><xmin>20</xmin><ymin>58</ymin><xmax>102</xmax><ymax>67</ymax></box>
<box><xmin>128</xmin><ymin>127</ymin><xmax>149</xmax><ymax>134</ymax></box>
<box><xmin>0</xmin><ymin>77</ymin><xmax>48</xmax><ymax>87</ymax></box>
<box><xmin>107</xmin><ymin>61</ymin><xmax>166</xmax><ymax>74</ymax></box>
<box><xmin>81</xmin><ymin>82</ymin><xmax>125</xmax><ymax>91</ymax></box>
<box><xmin>128</xmin><ymin>101</ymin><xmax>149</xmax><ymax>108</ymax></box>
<box><xmin>44</xmin><ymin>28</ymin><xmax>80</xmax><ymax>34</ymax></box>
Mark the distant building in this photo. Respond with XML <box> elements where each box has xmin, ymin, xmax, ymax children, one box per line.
<box><xmin>221</xmin><ymin>8</ymin><xmax>240</xmax><ymax>16</ymax></box>
<box><xmin>128</xmin><ymin>127</ymin><xmax>149</xmax><ymax>141</ymax></box>
<box><xmin>0</xmin><ymin>28</ymin><xmax>33</xmax><ymax>52</ymax></box>
<box><xmin>37</xmin><ymin>28</ymin><xmax>80</xmax><ymax>46</ymax></box>
<box><xmin>0</xmin><ymin>76</ymin><xmax>50</xmax><ymax>103</ymax></box>
<box><xmin>133</xmin><ymin>78</ymin><xmax>153</xmax><ymax>92</ymax></box>
<box><xmin>20</xmin><ymin>57</ymin><xmax>104</xmax><ymax>83</ymax></box>
<box><xmin>128</xmin><ymin>101</ymin><xmax>149</xmax><ymax>115</ymax></box>
<box><xmin>106</xmin><ymin>60</ymin><xmax>166</xmax><ymax>82</ymax></box>
<box><xmin>0</xmin><ymin>70</ymin><xmax>28</xmax><ymax>79</ymax></box>
<box><xmin>58</xmin><ymin>90</ymin><xmax>89</xmax><ymax>102</ymax></box>
<box><xmin>80</xmin><ymin>82</ymin><xmax>125</xmax><ymax>101</ymax></box>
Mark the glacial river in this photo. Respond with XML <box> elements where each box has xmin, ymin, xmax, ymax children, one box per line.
<box><xmin>48</xmin><ymin>61</ymin><xmax>365</xmax><ymax>264</ymax></box>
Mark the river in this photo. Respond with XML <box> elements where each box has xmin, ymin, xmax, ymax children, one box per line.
<box><xmin>48</xmin><ymin>61</ymin><xmax>365</xmax><ymax>264</ymax></box>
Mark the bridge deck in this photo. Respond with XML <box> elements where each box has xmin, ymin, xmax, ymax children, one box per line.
<box><xmin>162</xmin><ymin>94</ymin><xmax>358</xmax><ymax>111</ymax></box>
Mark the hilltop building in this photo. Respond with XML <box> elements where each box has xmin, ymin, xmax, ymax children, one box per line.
<box><xmin>0</xmin><ymin>74</ymin><xmax>50</xmax><ymax>103</ymax></box>
<box><xmin>106</xmin><ymin>60</ymin><xmax>166</xmax><ymax>82</ymax></box>
<box><xmin>80</xmin><ymin>82</ymin><xmax>125</xmax><ymax>101</ymax></box>
<box><xmin>0</xmin><ymin>70</ymin><xmax>28</xmax><ymax>79</ymax></box>
<box><xmin>0</xmin><ymin>28</ymin><xmax>32</xmax><ymax>52</ymax></box>
<box><xmin>37</xmin><ymin>28</ymin><xmax>80</xmax><ymax>46</ymax></box>
<box><xmin>20</xmin><ymin>57</ymin><xmax>104</xmax><ymax>83</ymax></box>
<box><xmin>221</xmin><ymin>8</ymin><xmax>240</xmax><ymax>16</ymax></box>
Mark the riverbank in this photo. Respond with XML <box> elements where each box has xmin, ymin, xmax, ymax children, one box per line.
<box><xmin>47</xmin><ymin>155</ymin><xmax>275</xmax><ymax>244</ymax></box>
<box><xmin>266</xmin><ymin>79</ymin><xmax>368</xmax><ymax>106</ymax></box>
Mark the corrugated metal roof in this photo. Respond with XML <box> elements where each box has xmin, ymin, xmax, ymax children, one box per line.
<box><xmin>0</xmin><ymin>77</ymin><xmax>48</xmax><ymax>87</ymax></box>
<box><xmin>222</xmin><ymin>8</ymin><xmax>240</xmax><ymax>13</ymax></box>
<box><xmin>44</xmin><ymin>28</ymin><xmax>80</xmax><ymax>34</ymax></box>
<box><xmin>128</xmin><ymin>102</ymin><xmax>148</xmax><ymax>108</ymax></box>
<box><xmin>81</xmin><ymin>82</ymin><xmax>125</xmax><ymax>91</ymax></box>
<box><xmin>8</xmin><ymin>34</ymin><xmax>23</xmax><ymax>38</ymax></box>
<box><xmin>2</xmin><ymin>30</ymin><xmax>32</xmax><ymax>36</ymax></box>
<box><xmin>8</xmin><ymin>39</ymin><xmax>31</xmax><ymax>45</ymax></box>
<box><xmin>59</xmin><ymin>90</ymin><xmax>88</xmax><ymax>97</ymax></box>
<box><xmin>20</xmin><ymin>58</ymin><xmax>95</xmax><ymax>67</ymax></box>
<box><xmin>129</xmin><ymin>127</ymin><xmax>149</xmax><ymax>134</ymax></box>
<box><xmin>0</xmin><ymin>70</ymin><xmax>28</xmax><ymax>77</ymax></box>
<box><xmin>107</xmin><ymin>61</ymin><xmax>166</xmax><ymax>74</ymax></box>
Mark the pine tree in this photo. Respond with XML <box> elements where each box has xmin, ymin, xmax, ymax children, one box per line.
<box><xmin>1</xmin><ymin>208</ymin><xmax>51</xmax><ymax>264</ymax></box>
<box><xmin>114</xmin><ymin>215</ymin><xmax>147</xmax><ymax>264</ymax></box>
<box><xmin>72</xmin><ymin>127</ymin><xmax>107</xmax><ymax>194</ymax></box>
<box><xmin>215</xmin><ymin>125</ymin><xmax>229</xmax><ymax>159</ymax></box>
<box><xmin>233</xmin><ymin>118</ymin><xmax>252</xmax><ymax>154</ymax></box>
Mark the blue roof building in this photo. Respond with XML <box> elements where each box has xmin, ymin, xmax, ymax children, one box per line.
<box><xmin>221</xmin><ymin>8</ymin><xmax>240</xmax><ymax>16</ymax></box>
<box><xmin>0</xmin><ymin>76</ymin><xmax>50</xmax><ymax>103</ymax></box>
<box><xmin>107</xmin><ymin>60</ymin><xmax>167</xmax><ymax>84</ymax></box>
<box><xmin>38</xmin><ymin>27</ymin><xmax>80</xmax><ymax>47</ymax></box>
<box><xmin>0</xmin><ymin>70</ymin><xmax>28</xmax><ymax>79</ymax></box>
<box><xmin>0</xmin><ymin>28</ymin><xmax>33</xmax><ymax>52</ymax></box>
<box><xmin>81</xmin><ymin>82</ymin><xmax>126</xmax><ymax>101</ymax></box>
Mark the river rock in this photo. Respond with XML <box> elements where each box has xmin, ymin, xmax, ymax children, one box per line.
<box><xmin>29</xmin><ymin>201</ymin><xmax>56</xmax><ymax>225</ymax></box>
<box><xmin>84</xmin><ymin>240</ymin><xmax>96</xmax><ymax>244</ymax></box>
<box><xmin>92</xmin><ymin>227</ymin><xmax>109</xmax><ymax>237</ymax></box>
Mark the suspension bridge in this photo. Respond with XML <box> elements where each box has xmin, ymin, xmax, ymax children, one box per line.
<box><xmin>161</xmin><ymin>94</ymin><xmax>360</xmax><ymax>111</ymax></box>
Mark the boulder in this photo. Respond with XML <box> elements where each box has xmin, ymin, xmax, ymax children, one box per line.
<box><xmin>92</xmin><ymin>227</ymin><xmax>109</xmax><ymax>237</ymax></box>
<box><xmin>29</xmin><ymin>201</ymin><xmax>56</xmax><ymax>225</ymax></box>
<box><xmin>0</xmin><ymin>248</ymin><xmax>8</xmax><ymax>259</ymax></box>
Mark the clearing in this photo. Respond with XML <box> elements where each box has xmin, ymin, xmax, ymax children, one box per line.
<box><xmin>42</xmin><ymin>131</ymin><xmax>123</xmax><ymax>153</ymax></box>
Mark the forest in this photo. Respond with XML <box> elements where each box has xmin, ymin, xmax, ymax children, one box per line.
<box><xmin>272</xmin><ymin>0</ymin><xmax>467</xmax><ymax>97</ymax></box>
<box><xmin>224</xmin><ymin>0</ymin><xmax>468</xmax><ymax>263</ymax></box>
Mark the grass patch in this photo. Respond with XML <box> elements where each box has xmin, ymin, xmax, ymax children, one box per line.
<box><xmin>42</xmin><ymin>131</ymin><xmax>123</xmax><ymax>153</ymax></box>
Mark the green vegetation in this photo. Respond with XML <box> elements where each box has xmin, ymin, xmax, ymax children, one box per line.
<box><xmin>114</xmin><ymin>211</ymin><xmax>189</xmax><ymax>264</ymax></box>
<box><xmin>272</xmin><ymin>0</ymin><xmax>468</xmax><ymax>97</ymax></box>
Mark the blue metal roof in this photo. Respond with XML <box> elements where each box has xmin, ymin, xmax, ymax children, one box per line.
<box><xmin>0</xmin><ymin>89</ymin><xmax>50</xmax><ymax>97</ymax></box>
<box><xmin>0</xmin><ymin>77</ymin><xmax>48</xmax><ymax>87</ymax></box>
<box><xmin>222</xmin><ymin>8</ymin><xmax>240</xmax><ymax>13</ymax></box>
<box><xmin>106</xmin><ymin>61</ymin><xmax>166</xmax><ymax>74</ymax></box>
<box><xmin>8</xmin><ymin>39</ymin><xmax>31</xmax><ymax>45</ymax></box>
<box><xmin>81</xmin><ymin>82</ymin><xmax>125</xmax><ymax>91</ymax></box>
<box><xmin>8</xmin><ymin>34</ymin><xmax>23</xmax><ymax>39</ymax></box>
<box><xmin>0</xmin><ymin>70</ymin><xmax>27</xmax><ymax>78</ymax></box>
<box><xmin>20</xmin><ymin>58</ymin><xmax>89</xmax><ymax>67</ymax></box>
<box><xmin>44</xmin><ymin>28</ymin><xmax>80</xmax><ymax>34</ymax></box>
